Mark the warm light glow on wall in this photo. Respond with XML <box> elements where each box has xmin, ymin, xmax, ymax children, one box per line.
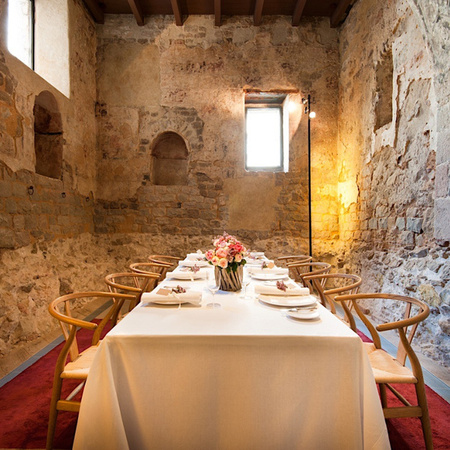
<box><xmin>338</xmin><ymin>180</ymin><xmax>358</xmax><ymax>209</ymax></box>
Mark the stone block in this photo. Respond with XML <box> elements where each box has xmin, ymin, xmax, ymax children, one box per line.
<box><xmin>406</xmin><ymin>217</ymin><xmax>423</xmax><ymax>233</ymax></box>
<box><xmin>418</xmin><ymin>284</ymin><xmax>441</xmax><ymax>307</ymax></box>
<box><xmin>401</xmin><ymin>231</ymin><xmax>415</xmax><ymax>249</ymax></box>
<box><xmin>435</xmin><ymin>162</ymin><xmax>449</xmax><ymax>198</ymax></box>
<box><xmin>368</xmin><ymin>218</ymin><xmax>378</xmax><ymax>230</ymax></box>
<box><xmin>0</xmin><ymin>228</ymin><xmax>15</xmax><ymax>249</ymax></box>
<box><xmin>0</xmin><ymin>181</ymin><xmax>12</xmax><ymax>198</ymax></box>
<box><xmin>12</xmin><ymin>215</ymin><xmax>25</xmax><ymax>230</ymax></box>
<box><xmin>378</xmin><ymin>218</ymin><xmax>388</xmax><ymax>229</ymax></box>
<box><xmin>436</xmin><ymin>129</ymin><xmax>450</xmax><ymax>165</ymax></box>
<box><xmin>435</xmin><ymin>198</ymin><xmax>450</xmax><ymax>241</ymax></box>
<box><xmin>0</xmin><ymin>213</ymin><xmax>11</xmax><ymax>227</ymax></box>
<box><xmin>395</xmin><ymin>217</ymin><xmax>406</xmax><ymax>230</ymax></box>
<box><xmin>438</xmin><ymin>317</ymin><xmax>450</xmax><ymax>336</ymax></box>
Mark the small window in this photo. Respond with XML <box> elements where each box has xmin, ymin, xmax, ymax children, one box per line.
<box><xmin>7</xmin><ymin>0</ymin><xmax>34</xmax><ymax>69</ymax></box>
<box><xmin>245</xmin><ymin>92</ymin><xmax>289</xmax><ymax>172</ymax></box>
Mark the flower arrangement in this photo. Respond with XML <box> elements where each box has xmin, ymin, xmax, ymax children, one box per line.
<box><xmin>205</xmin><ymin>232</ymin><xmax>247</xmax><ymax>273</ymax></box>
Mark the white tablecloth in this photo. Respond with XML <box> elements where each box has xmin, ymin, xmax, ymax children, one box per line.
<box><xmin>74</xmin><ymin>268</ymin><xmax>390</xmax><ymax>450</ymax></box>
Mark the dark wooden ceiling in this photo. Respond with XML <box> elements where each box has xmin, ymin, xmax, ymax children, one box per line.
<box><xmin>83</xmin><ymin>0</ymin><xmax>357</xmax><ymax>28</ymax></box>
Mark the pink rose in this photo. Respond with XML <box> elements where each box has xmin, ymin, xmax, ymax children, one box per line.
<box><xmin>205</xmin><ymin>250</ymin><xmax>214</xmax><ymax>261</ymax></box>
<box><xmin>235</xmin><ymin>254</ymin><xmax>242</xmax><ymax>263</ymax></box>
<box><xmin>216</xmin><ymin>247</ymin><xmax>228</xmax><ymax>258</ymax></box>
<box><xmin>218</xmin><ymin>258</ymin><xmax>228</xmax><ymax>269</ymax></box>
<box><xmin>211</xmin><ymin>256</ymin><xmax>220</xmax><ymax>266</ymax></box>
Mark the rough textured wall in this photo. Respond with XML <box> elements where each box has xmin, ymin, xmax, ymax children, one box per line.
<box><xmin>338</xmin><ymin>0</ymin><xmax>450</xmax><ymax>367</ymax></box>
<box><xmin>0</xmin><ymin>0</ymin><xmax>97</xmax><ymax>369</ymax></box>
<box><xmin>95</xmin><ymin>15</ymin><xmax>340</xmax><ymax>259</ymax></box>
<box><xmin>410</xmin><ymin>0</ymin><xmax>450</xmax><ymax>242</ymax></box>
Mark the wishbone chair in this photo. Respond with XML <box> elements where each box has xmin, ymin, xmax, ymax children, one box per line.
<box><xmin>46</xmin><ymin>291</ymin><xmax>135</xmax><ymax>450</ymax></box>
<box><xmin>335</xmin><ymin>293</ymin><xmax>433</xmax><ymax>450</ymax></box>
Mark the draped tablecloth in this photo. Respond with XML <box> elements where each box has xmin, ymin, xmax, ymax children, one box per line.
<box><xmin>73</xmin><ymin>269</ymin><xmax>390</xmax><ymax>450</ymax></box>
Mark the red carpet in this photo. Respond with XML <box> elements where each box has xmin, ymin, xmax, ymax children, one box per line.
<box><xmin>0</xmin><ymin>328</ymin><xmax>449</xmax><ymax>449</ymax></box>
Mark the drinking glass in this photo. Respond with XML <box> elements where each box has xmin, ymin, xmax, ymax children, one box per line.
<box><xmin>206</xmin><ymin>271</ymin><xmax>221</xmax><ymax>308</ymax></box>
<box><xmin>240</xmin><ymin>279</ymin><xmax>252</xmax><ymax>300</ymax></box>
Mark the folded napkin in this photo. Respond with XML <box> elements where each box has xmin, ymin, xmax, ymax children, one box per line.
<box><xmin>246</xmin><ymin>259</ymin><xmax>275</xmax><ymax>267</ymax></box>
<box><xmin>186</xmin><ymin>252</ymin><xmax>206</xmax><ymax>261</ymax></box>
<box><xmin>248</xmin><ymin>267</ymin><xmax>289</xmax><ymax>276</ymax></box>
<box><xmin>165</xmin><ymin>269</ymin><xmax>208</xmax><ymax>280</ymax></box>
<box><xmin>249</xmin><ymin>252</ymin><xmax>265</xmax><ymax>258</ymax></box>
<box><xmin>178</xmin><ymin>259</ymin><xmax>210</xmax><ymax>268</ymax></box>
<box><xmin>254</xmin><ymin>282</ymin><xmax>310</xmax><ymax>296</ymax></box>
<box><xmin>141</xmin><ymin>289</ymin><xmax>202</xmax><ymax>305</ymax></box>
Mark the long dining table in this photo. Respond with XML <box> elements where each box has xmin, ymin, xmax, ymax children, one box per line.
<box><xmin>73</xmin><ymin>256</ymin><xmax>390</xmax><ymax>450</ymax></box>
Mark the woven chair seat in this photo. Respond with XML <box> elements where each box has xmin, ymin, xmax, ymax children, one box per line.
<box><xmin>364</xmin><ymin>343</ymin><xmax>417</xmax><ymax>384</ymax></box>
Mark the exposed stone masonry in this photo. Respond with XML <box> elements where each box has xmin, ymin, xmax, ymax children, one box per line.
<box><xmin>0</xmin><ymin>0</ymin><xmax>449</xmax><ymax>374</ymax></box>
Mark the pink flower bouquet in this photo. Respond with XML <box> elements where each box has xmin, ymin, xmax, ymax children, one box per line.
<box><xmin>205</xmin><ymin>232</ymin><xmax>247</xmax><ymax>273</ymax></box>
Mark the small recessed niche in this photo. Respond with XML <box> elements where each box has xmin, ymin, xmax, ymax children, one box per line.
<box><xmin>375</xmin><ymin>49</ymin><xmax>393</xmax><ymax>130</ymax></box>
<box><xmin>34</xmin><ymin>91</ymin><xmax>63</xmax><ymax>179</ymax></box>
<box><xmin>151</xmin><ymin>132</ymin><xmax>188</xmax><ymax>186</ymax></box>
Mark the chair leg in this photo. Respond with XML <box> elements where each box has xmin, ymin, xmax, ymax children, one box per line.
<box><xmin>416</xmin><ymin>382</ymin><xmax>434</xmax><ymax>450</ymax></box>
<box><xmin>46</xmin><ymin>377</ymin><xmax>63</xmax><ymax>450</ymax></box>
<box><xmin>379</xmin><ymin>383</ymin><xmax>388</xmax><ymax>409</ymax></box>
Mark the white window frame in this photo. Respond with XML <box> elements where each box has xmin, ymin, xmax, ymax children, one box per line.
<box><xmin>245</xmin><ymin>93</ymin><xmax>289</xmax><ymax>172</ymax></box>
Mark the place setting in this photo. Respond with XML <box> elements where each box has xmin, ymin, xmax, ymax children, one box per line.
<box><xmin>254</xmin><ymin>279</ymin><xmax>320</xmax><ymax>320</ymax></box>
<box><xmin>141</xmin><ymin>285</ymin><xmax>202</xmax><ymax>307</ymax></box>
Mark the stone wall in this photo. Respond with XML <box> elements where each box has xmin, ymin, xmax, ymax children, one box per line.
<box><xmin>95</xmin><ymin>15</ymin><xmax>340</xmax><ymax>258</ymax></box>
<box><xmin>0</xmin><ymin>0</ymin><xmax>98</xmax><ymax>371</ymax></box>
<box><xmin>338</xmin><ymin>0</ymin><xmax>450</xmax><ymax>366</ymax></box>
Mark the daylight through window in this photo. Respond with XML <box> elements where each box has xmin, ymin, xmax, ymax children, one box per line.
<box><xmin>245</xmin><ymin>93</ymin><xmax>289</xmax><ymax>172</ymax></box>
<box><xmin>7</xmin><ymin>0</ymin><xmax>34</xmax><ymax>69</ymax></box>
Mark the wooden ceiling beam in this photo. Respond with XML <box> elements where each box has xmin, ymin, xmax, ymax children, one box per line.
<box><xmin>128</xmin><ymin>0</ymin><xmax>145</xmax><ymax>26</ymax></box>
<box><xmin>330</xmin><ymin>0</ymin><xmax>353</xmax><ymax>28</ymax></box>
<box><xmin>170</xmin><ymin>0</ymin><xmax>184</xmax><ymax>26</ymax></box>
<box><xmin>253</xmin><ymin>0</ymin><xmax>264</xmax><ymax>26</ymax></box>
<box><xmin>214</xmin><ymin>0</ymin><xmax>221</xmax><ymax>27</ymax></box>
<box><xmin>82</xmin><ymin>0</ymin><xmax>104</xmax><ymax>24</ymax></box>
<box><xmin>292</xmin><ymin>0</ymin><xmax>307</xmax><ymax>26</ymax></box>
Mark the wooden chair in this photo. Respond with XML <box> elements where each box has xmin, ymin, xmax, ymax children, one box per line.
<box><xmin>129</xmin><ymin>262</ymin><xmax>171</xmax><ymax>284</ymax></box>
<box><xmin>47</xmin><ymin>291</ymin><xmax>135</xmax><ymax>450</ymax></box>
<box><xmin>148</xmin><ymin>254</ymin><xmax>182</xmax><ymax>269</ymax></box>
<box><xmin>302</xmin><ymin>273</ymin><xmax>362</xmax><ymax>330</ymax></box>
<box><xmin>275</xmin><ymin>254</ymin><xmax>312</xmax><ymax>267</ymax></box>
<box><xmin>334</xmin><ymin>293</ymin><xmax>433</xmax><ymax>450</ymax></box>
<box><xmin>104</xmin><ymin>272</ymin><xmax>160</xmax><ymax>325</ymax></box>
<box><xmin>287</xmin><ymin>261</ymin><xmax>331</xmax><ymax>288</ymax></box>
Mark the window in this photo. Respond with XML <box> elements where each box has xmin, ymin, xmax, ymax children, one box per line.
<box><xmin>245</xmin><ymin>92</ymin><xmax>289</xmax><ymax>172</ymax></box>
<box><xmin>7</xmin><ymin>0</ymin><xmax>34</xmax><ymax>69</ymax></box>
<box><xmin>7</xmin><ymin>0</ymin><xmax>70</xmax><ymax>97</ymax></box>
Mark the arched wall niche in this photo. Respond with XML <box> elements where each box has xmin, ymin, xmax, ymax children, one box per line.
<box><xmin>151</xmin><ymin>131</ymin><xmax>189</xmax><ymax>186</ymax></box>
<box><xmin>34</xmin><ymin>90</ymin><xmax>63</xmax><ymax>179</ymax></box>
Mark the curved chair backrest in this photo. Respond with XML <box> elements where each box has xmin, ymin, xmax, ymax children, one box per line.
<box><xmin>47</xmin><ymin>291</ymin><xmax>134</xmax><ymax>450</ymax></box>
<box><xmin>105</xmin><ymin>272</ymin><xmax>160</xmax><ymax>325</ymax></box>
<box><xmin>275</xmin><ymin>255</ymin><xmax>312</xmax><ymax>267</ymax></box>
<box><xmin>333</xmin><ymin>293</ymin><xmax>433</xmax><ymax>450</ymax></box>
<box><xmin>148</xmin><ymin>254</ymin><xmax>182</xmax><ymax>268</ymax></box>
<box><xmin>335</xmin><ymin>293</ymin><xmax>430</xmax><ymax>367</ymax></box>
<box><xmin>302</xmin><ymin>273</ymin><xmax>362</xmax><ymax>330</ymax></box>
<box><xmin>48</xmin><ymin>291</ymin><xmax>135</xmax><ymax>362</ymax></box>
<box><xmin>130</xmin><ymin>262</ymin><xmax>171</xmax><ymax>283</ymax></box>
<box><xmin>287</xmin><ymin>261</ymin><xmax>331</xmax><ymax>287</ymax></box>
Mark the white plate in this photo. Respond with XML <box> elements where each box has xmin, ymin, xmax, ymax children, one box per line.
<box><xmin>150</xmin><ymin>299</ymin><xmax>190</xmax><ymax>305</ymax></box>
<box><xmin>167</xmin><ymin>272</ymin><xmax>205</xmax><ymax>280</ymax></box>
<box><xmin>258</xmin><ymin>295</ymin><xmax>317</xmax><ymax>307</ymax></box>
<box><xmin>287</xmin><ymin>308</ymin><xmax>320</xmax><ymax>320</ymax></box>
<box><xmin>250</xmin><ymin>273</ymin><xmax>287</xmax><ymax>281</ymax></box>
